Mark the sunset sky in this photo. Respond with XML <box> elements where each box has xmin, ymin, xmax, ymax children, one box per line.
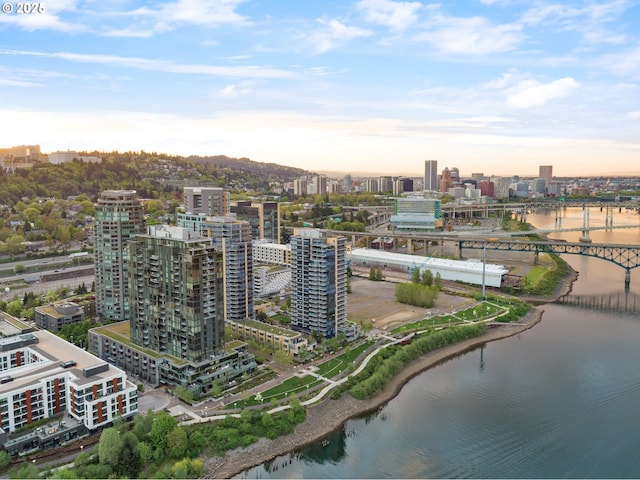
<box><xmin>1</xmin><ymin>0</ymin><xmax>639</xmax><ymax>177</ymax></box>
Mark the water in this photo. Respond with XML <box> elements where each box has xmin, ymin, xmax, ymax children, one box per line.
<box><xmin>238</xmin><ymin>208</ymin><xmax>640</xmax><ymax>479</ymax></box>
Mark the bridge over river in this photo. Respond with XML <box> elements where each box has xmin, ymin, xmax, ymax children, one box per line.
<box><xmin>459</xmin><ymin>238</ymin><xmax>640</xmax><ymax>288</ymax></box>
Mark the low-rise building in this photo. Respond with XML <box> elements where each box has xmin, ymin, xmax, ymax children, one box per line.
<box><xmin>88</xmin><ymin>322</ymin><xmax>256</xmax><ymax>395</ymax></box>
<box><xmin>226</xmin><ymin>319</ymin><xmax>311</xmax><ymax>356</ymax></box>
<box><xmin>35</xmin><ymin>302</ymin><xmax>85</xmax><ymax>333</ymax></box>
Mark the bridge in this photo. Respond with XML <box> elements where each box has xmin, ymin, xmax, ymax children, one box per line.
<box><xmin>557</xmin><ymin>291</ymin><xmax>640</xmax><ymax>315</ymax></box>
<box><xmin>458</xmin><ymin>238</ymin><xmax>640</xmax><ymax>288</ymax></box>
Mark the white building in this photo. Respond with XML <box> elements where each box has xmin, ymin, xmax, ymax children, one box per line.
<box><xmin>253</xmin><ymin>240</ymin><xmax>291</xmax><ymax>266</ymax></box>
<box><xmin>349</xmin><ymin>248</ymin><xmax>508</xmax><ymax>287</ymax></box>
<box><xmin>0</xmin><ymin>330</ymin><xmax>138</xmax><ymax>455</ymax></box>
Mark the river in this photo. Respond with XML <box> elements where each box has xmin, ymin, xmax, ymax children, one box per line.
<box><xmin>238</xmin><ymin>207</ymin><xmax>640</xmax><ymax>479</ymax></box>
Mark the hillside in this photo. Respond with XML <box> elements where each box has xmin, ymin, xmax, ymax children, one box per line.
<box><xmin>0</xmin><ymin>152</ymin><xmax>309</xmax><ymax>205</ymax></box>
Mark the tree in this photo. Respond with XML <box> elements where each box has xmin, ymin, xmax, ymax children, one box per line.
<box><xmin>150</xmin><ymin>411</ymin><xmax>178</xmax><ymax>452</ymax></box>
<box><xmin>411</xmin><ymin>268</ymin><xmax>421</xmax><ymax>284</ymax></box>
<box><xmin>98</xmin><ymin>427</ymin><xmax>123</xmax><ymax>466</ymax></box>
<box><xmin>166</xmin><ymin>427</ymin><xmax>189</xmax><ymax>459</ymax></box>
<box><xmin>369</xmin><ymin>267</ymin><xmax>376</xmax><ymax>280</ymax></box>
<box><xmin>0</xmin><ymin>451</ymin><xmax>10</xmax><ymax>469</ymax></box>
<box><xmin>435</xmin><ymin>272</ymin><xmax>442</xmax><ymax>289</ymax></box>
<box><xmin>114</xmin><ymin>432</ymin><xmax>142</xmax><ymax>478</ymax></box>
<box><xmin>8</xmin><ymin>461</ymin><xmax>39</xmax><ymax>479</ymax></box>
<box><xmin>421</xmin><ymin>269</ymin><xmax>433</xmax><ymax>287</ymax></box>
<box><xmin>375</xmin><ymin>268</ymin><xmax>383</xmax><ymax>281</ymax></box>
<box><xmin>261</xmin><ymin>411</ymin><xmax>274</xmax><ymax>429</ymax></box>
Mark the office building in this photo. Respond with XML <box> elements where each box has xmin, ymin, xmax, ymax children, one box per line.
<box><xmin>230</xmin><ymin>201</ymin><xmax>280</xmax><ymax>243</ymax></box>
<box><xmin>183</xmin><ymin>187</ymin><xmax>229</xmax><ymax>216</ymax></box>
<box><xmin>379</xmin><ymin>176</ymin><xmax>393</xmax><ymax>193</ymax></box>
<box><xmin>539</xmin><ymin>165</ymin><xmax>553</xmax><ymax>186</ymax></box>
<box><xmin>94</xmin><ymin>190</ymin><xmax>145</xmax><ymax>322</ymax></box>
<box><xmin>424</xmin><ymin>160</ymin><xmax>438</xmax><ymax>191</ymax></box>
<box><xmin>439</xmin><ymin>167</ymin><xmax>452</xmax><ymax>192</ymax></box>
<box><xmin>390</xmin><ymin>197</ymin><xmax>443</xmax><ymax>232</ymax></box>
<box><xmin>290</xmin><ymin>229</ymin><xmax>347</xmax><ymax>338</ymax></box>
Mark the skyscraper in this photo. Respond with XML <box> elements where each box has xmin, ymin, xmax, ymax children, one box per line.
<box><xmin>128</xmin><ymin>225</ymin><xmax>224</xmax><ymax>362</ymax></box>
<box><xmin>539</xmin><ymin>165</ymin><xmax>553</xmax><ymax>185</ymax></box>
<box><xmin>94</xmin><ymin>190</ymin><xmax>145</xmax><ymax>322</ymax></box>
<box><xmin>290</xmin><ymin>228</ymin><xmax>347</xmax><ymax>338</ymax></box>
<box><xmin>424</xmin><ymin>160</ymin><xmax>438</xmax><ymax>191</ymax></box>
<box><xmin>200</xmin><ymin>217</ymin><xmax>254</xmax><ymax>321</ymax></box>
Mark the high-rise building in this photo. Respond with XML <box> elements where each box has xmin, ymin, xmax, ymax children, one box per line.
<box><xmin>424</xmin><ymin>160</ymin><xmax>438</xmax><ymax>191</ymax></box>
<box><xmin>290</xmin><ymin>228</ymin><xmax>347</xmax><ymax>338</ymax></box>
<box><xmin>94</xmin><ymin>190</ymin><xmax>145</xmax><ymax>322</ymax></box>
<box><xmin>343</xmin><ymin>174</ymin><xmax>353</xmax><ymax>191</ymax></box>
<box><xmin>365</xmin><ymin>178</ymin><xmax>379</xmax><ymax>193</ymax></box>
<box><xmin>200</xmin><ymin>217</ymin><xmax>254</xmax><ymax>321</ymax></box>
<box><xmin>379</xmin><ymin>176</ymin><xmax>393</xmax><ymax>193</ymax></box>
<box><xmin>491</xmin><ymin>176</ymin><xmax>512</xmax><ymax>199</ymax></box>
<box><xmin>230</xmin><ymin>201</ymin><xmax>280</xmax><ymax>243</ymax></box>
<box><xmin>183</xmin><ymin>187</ymin><xmax>230</xmax><ymax>216</ymax></box>
<box><xmin>439</xmin><ymin>167</ymin><xmax>452</xmax><ymax>192</ymax></box>
<box><xmin>539</xmin><ymin>165</ymin><xmax>553</xmax><ymax>186</ymax></box>
<box><xmin>128</xmin><ymin>226</ymin><xmax>224</xmax><ymax>362</ymax></box>
<box><xmin>478</xmin><ymin>180</ymin><xmax>495</xmax><ymax>198</ymax></box>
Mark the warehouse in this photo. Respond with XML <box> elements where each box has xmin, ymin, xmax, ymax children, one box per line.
<box><xmin>349</xmin><ymin>248</ymin><xmax>508</xmax><ymax>287</ymax></box>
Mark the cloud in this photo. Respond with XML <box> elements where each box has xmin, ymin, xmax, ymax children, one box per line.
<box><xmin>506</xmin><ymin>77</ymin><xmax>580</xmax><ymax>109</ymax></box>
<box><xmin>596</xmin><ymin>43</ymin><xmax>640</xmax><ymax>79</ymax></box>
<box><xmin>98</xmin><ymin>0</ymin><xmax>250</xmax><ymax>37</ymax></box>
<box><xmin>414</xmin><ymin>15</ymin><xmax>525</xmax><ymax>55</ymax></box>
<box><xmin>0</xmin><ymin>48</ymin><xmax>297</xmax><ymax>79</ymax></box>
<box><xmin>357</xmin><ymin>0</ymin><xmax>422</xmax><ymax>31</ymax></box>
<box><xmin>626</xmin><ymin>112</ymin><xmax>640</xmax><ymax>120</ymax></box>
<box><xmin>520</xmin><ymin>1</ymin><xmax>630</xmax><ymax>45</ymax></box>
<box><xmin>216</xmin><ymin>81</ymin><xmax>254</xmax><ymax>99</ymax></box>
<box><xmin>307</xmin><ymin>18</ymin><xmax>372</xmax><ymax>54</ymax></box>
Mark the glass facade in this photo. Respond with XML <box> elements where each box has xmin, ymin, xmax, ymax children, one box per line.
<box><xmin>94</xmin><ymin>190</ymin><xmax>145</xmax><ymax>322</ymax></box>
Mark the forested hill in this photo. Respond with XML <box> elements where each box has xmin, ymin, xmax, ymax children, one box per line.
<box><xmin>0</xmin><ymin>151</ymin><xmax>309</xmax><ymax>205</ymax></box>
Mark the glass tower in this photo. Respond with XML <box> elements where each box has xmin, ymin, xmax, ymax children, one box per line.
<box><xmin>94</xmin><ymin>190</ymin><xmax>145</xmax><ymax>322</ymax></box>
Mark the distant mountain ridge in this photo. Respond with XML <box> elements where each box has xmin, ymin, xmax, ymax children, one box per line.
<box><xmin>188</xmin><ymin>155</ymin><xmax>309</xmax><ymax>181</ymax></box>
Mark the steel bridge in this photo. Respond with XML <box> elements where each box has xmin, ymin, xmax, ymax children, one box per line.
<box><xmin>458</xmin><ymin>238</ymin><xmax>640</xmax><ymax>288</ymax></box>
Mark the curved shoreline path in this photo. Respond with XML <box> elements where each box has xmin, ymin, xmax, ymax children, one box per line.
<box><xmin>203</xmin><ymin>302</ymin><xmax>549</xmax><ymax>479</ymax></box>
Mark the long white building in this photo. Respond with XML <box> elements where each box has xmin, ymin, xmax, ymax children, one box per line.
<box><xmin>349</xmin><ymin>248</ymin><xmax>508</xmax><ymax>287</ymax></box>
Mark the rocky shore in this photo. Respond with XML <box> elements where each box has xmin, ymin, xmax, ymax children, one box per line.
<box><xmin>204</xmin><ymin>266</ymin><xmax>579</xmax><ymax>479</ymax></box>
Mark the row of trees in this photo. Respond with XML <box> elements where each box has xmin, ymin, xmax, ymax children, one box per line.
<box><xmin>395</xmin><ymin>269</ymin><xmax>442</xmax><ymax>308</ymax></box>
<box><xmin>348</xmin><ymin>323</ymin><xmax>486</xmax><ymax>400</ymax></box>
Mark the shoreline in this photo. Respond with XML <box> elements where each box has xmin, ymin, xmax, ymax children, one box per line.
<box><xmin>205</xmin><ymin>269</ymin><xmax>578</xmax><ymax>479</ymax></box>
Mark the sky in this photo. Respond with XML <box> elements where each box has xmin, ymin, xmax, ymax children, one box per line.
<box><xmin>1</xmin><ymin>0</ymin><xmax>640</xmax><ymax>178</ymax></box>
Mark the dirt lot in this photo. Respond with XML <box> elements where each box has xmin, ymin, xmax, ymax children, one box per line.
<box><xmin>347</xmin><ymin>275</ymin><xmax>474</xmax><ymax>331</ymax></box>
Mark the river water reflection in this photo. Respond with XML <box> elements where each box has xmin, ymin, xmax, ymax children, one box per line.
<box><xmin>238</xmin><ymin>208</ymin><xmax>640</xmax><ymax>479</ymax></box>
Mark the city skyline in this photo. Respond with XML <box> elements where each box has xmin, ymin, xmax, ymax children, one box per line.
<box><xmin>1</xmin><ymin>1</ymin><xmax>639</xmax><ymax>177</ymax></box>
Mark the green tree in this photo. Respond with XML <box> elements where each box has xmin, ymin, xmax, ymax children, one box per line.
<box><xmin>375</xmin><ymin>268</ymin><xmax>383</xmax><ymax>281</ymax></box>
<box><xmin>434</xmin><ymin>272</ymin><xmax>442</xmax><ymax>289</ymax></box>
<box><xmin>368</xmin><ymin>267</ymin><xmax>376</xmax><ymax>280</ymax></box>
<box><xmin>421</xmin><ymin>269</ymin><xmax>433</xmax><ymax>286</ymax></box>
<box><xmin>114</xmin><ymin>432</ymin><xmax>142</xmax><ymax>478</ymax></box>
<box><xmin>150</xmin><ymin>411</ymin><xmax>178</xmax><ymax>453</ymax></box>
<box><xmin>8</xmin><ymin>462</ymin><xmax>39</xmax><ymax>479</ymax></box>
<box><xmin>0</xmin><ymin>451</ymin><xmax>10</xmax><ymax>469</ymax></box>
<box><xmin>411</xmin><ymin>268</ymin><xmax>421</xmax><ymax>284</ymax></box>
<box><xmin>166</xmin><ymin>427</ymin><xmax>189</xmax><ymax>459</ymax></box>
<box><xmin>98</xmin><ymin>427</ymin><xmax>123</xmax><ymax>466</ymax></box>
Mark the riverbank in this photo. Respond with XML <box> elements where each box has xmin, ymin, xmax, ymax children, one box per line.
<box><xmin>204</xmin><ymin>306</ymin><xmax>545</xmax><ymax>479</ymax></box>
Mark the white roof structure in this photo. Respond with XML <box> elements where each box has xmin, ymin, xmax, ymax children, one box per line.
<box><xmin>349</xmin><ymin>248</ymin><xmax>508</xmax><ymax>287</ymax></box>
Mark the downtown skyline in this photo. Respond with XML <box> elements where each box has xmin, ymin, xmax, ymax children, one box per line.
<box><xmin>1</xmin><ymin>0</ymin><xmax>640</xmax><ymax>177</ymax></box>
